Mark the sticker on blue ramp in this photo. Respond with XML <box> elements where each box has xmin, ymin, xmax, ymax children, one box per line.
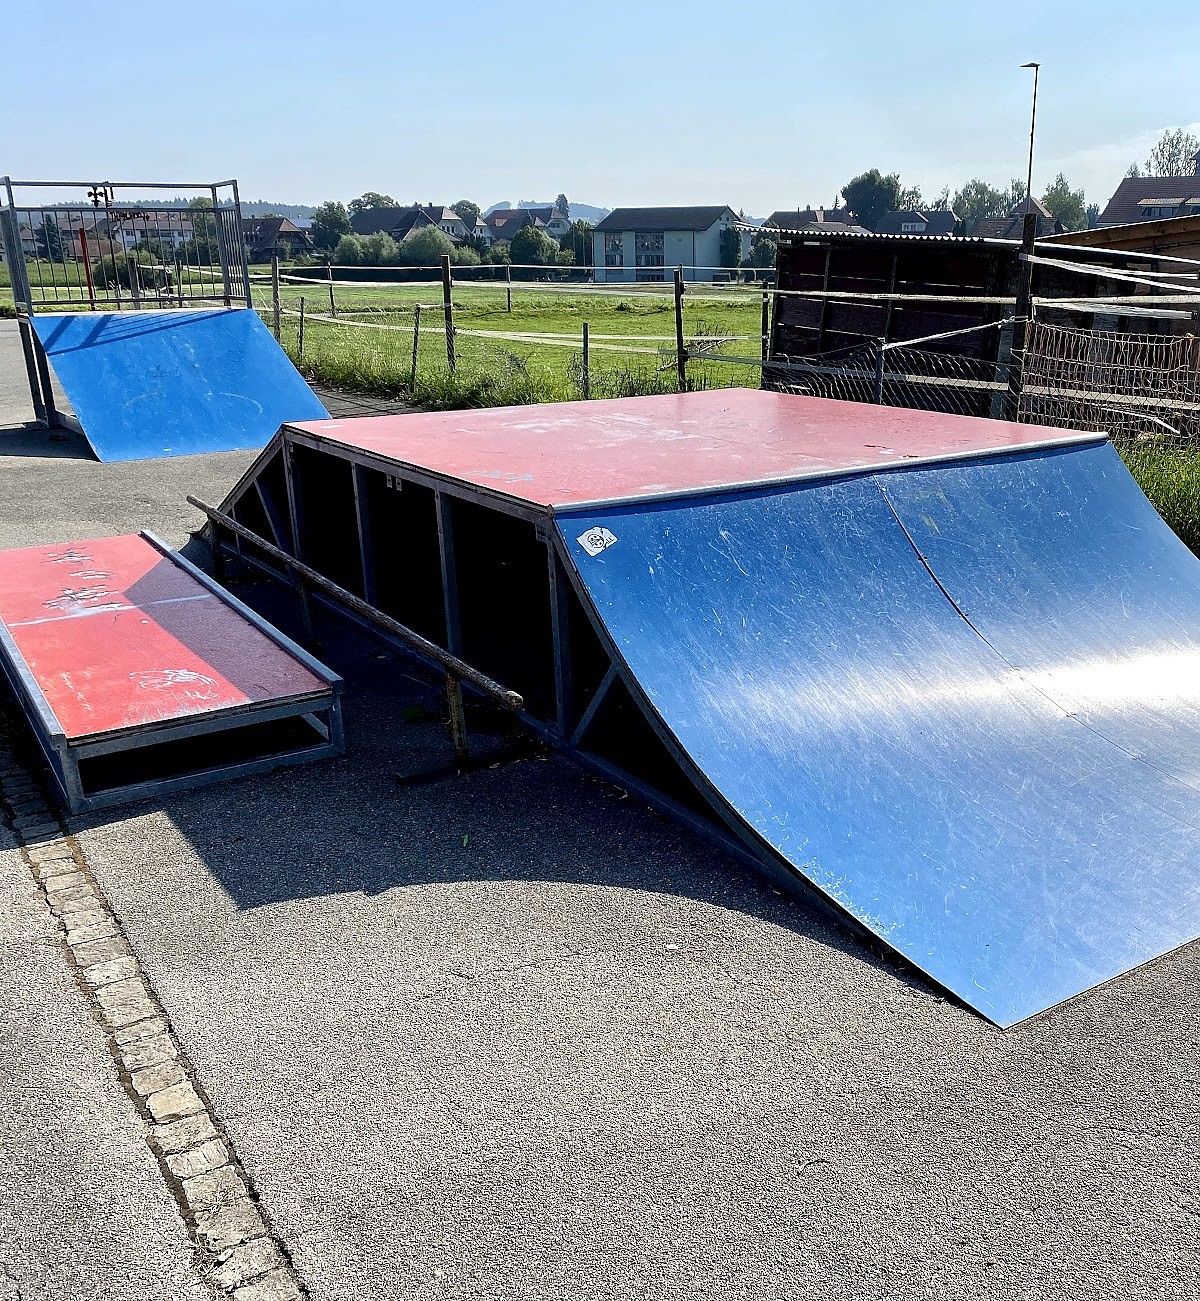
<box><xmin>32</xmin><ymin>310</ymin><xmax>328</xmax><ymax>461</ymax></box>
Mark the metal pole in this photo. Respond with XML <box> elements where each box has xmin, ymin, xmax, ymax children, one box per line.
<box><xmin>79</xmin><ymin>227</ymin><xmax>96</xmax><ymax>310</ymax></box>
<box><xmin>327</xmin><ymin>263</ymin><xmax>337</xmax><ymax>318</ymax></box>
<box><xmin>271</xmin><ymin>254</ymin><xmax>281</xmax><ymax>340</ymax></box>
<box><xmin>1021</xmin><ymin>62</ymin><xmax>1040</xmax><ymax>216</ymax></box>
<box><xmin>761</xmin><ymin>290</ymin><xmax>770</xmax><ymax>366</ymax></box>
<box><xmin>442</xmin><ymin>255</ymin><xmax>456</xmax><ymax>371</ymax></box>
<box><xmin>874</xmin><ymin>340</ymin><xmax>885</xmax><ymax>404</ymax></box>
<box><xmin>446</xmin><ymin>674</ymin><xmax>470</xmax><ymax>767</ymax></box>
<box><xmin>1008</xmin><ymin>62</ymin><xmax>1041</xmax><ymax>421</ymax></box>
<box><xmin>582</xmin><ymin>321</ymin><xmax>590</xmax><ymax>399</ymax></box>
<box><xmin>213</xmin><ymin>184</ymin><xmax>232</xmax><ymax>307</ymax></box>
<box><xmin>673</xmin><ymin>265</ymin><xmax>687</xmax><ymax>392</ymax></box>
<box><xmin>298</xmin><ymin>295</ymin><xmax>305</xmax><ymax>357</ymax></box>
<box><xmin>506</xmin><ymin>261</ymin><xmax>512</xmax><ymax>312</ymax></box>
<box><xmin>229</xmin><ymin>177</ymin><xmax>252</xmax><ymax>307</ymax></box>
<box><xmin>411</xmin><ymin>303</ymin><xmax>422</xmax><ymax>384</ymax></box>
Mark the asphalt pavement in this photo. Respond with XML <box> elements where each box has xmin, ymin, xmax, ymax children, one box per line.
<box><xmin>1</xmin><ymin>318</ymin><xmax>1198</xmax><ymax>1300</ymax></box>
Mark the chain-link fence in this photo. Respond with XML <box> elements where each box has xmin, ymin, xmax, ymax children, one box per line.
<box><xmin>1018</xmin><ymin>320</ymin><xmax>1200</xmax><ymax>448</ymax></box>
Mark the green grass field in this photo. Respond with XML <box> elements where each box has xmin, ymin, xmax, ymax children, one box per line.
<box><xmin>261</xmin><ymin>272</ymin><xmax>767</xmax><ymax>409</ymax></box>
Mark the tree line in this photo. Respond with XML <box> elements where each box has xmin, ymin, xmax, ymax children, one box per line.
<box><xmin>303</xmin><ymin>193</ymin><xmax>594</xmax><ymax>270</ymax></box>
<box><xmin>837</xmin><ymin>128</ymin><xmax>1200</xmax><ymax>235</ymax></box>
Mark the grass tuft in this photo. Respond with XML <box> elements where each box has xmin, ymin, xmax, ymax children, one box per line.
<box><xmin>1120</xmin><ymin>444</ymin><xmax>1200</xmax><ymax>553</ymax></box>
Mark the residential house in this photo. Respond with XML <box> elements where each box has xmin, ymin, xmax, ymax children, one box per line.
<box><xmin>518</xmin><ymin>204</ymin><xmax>571</xmax><ymax>239</ymax></box>
<box><xmin>875</xmin><ymin>209</ymin><xmax>958</xmax><ymax>236</ymax></box>
<box><xmin>349</xmin><ymin>205</ymin><xmax>468</xmax><ymax>242</ymax></box>
<box><xmin>242</xmin><ymin>216</ymin><xmax>315</xmax><ymax>261</ymax></box>
<box><xmin>764</xmin><ymin>207</ymin><xmax>860</xmax><ymax>231</ymax></box>
<box><xmin>484</xmin><ymin>209</ymin><xmax>539</xmax><ymax>243</ymax></box>
<box><xmin>1097</xmin><ymin>153</ymin><xmax>1200</xmax><ymax>226</ymax></box>
<box><xmin>100</xmin><ymin>210</ymin><xmax>198</xmax><ymax>251</ymax></box>
<box><xmin>592</xmin><ymin>206</ymin><xmax>748</xmax><ymax>282</ymax></box>
<box><xmin>972</xmin><ymin>198</ymin><xmax>1063</xmax><ymax>239</ymax></box>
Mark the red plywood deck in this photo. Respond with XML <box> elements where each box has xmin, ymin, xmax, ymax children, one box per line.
<box><xmin>289</xmin><ymin>389</ymin><xmax>1101</xmax><ymax>509</ymax></box>
<box><xmin>0</xmin><ymin>535</ymin><xmax>327</xmax><ymax>741</ymax></box>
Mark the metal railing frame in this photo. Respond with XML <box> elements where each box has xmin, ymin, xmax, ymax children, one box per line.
<box><xmin>1</xmin><ymin>176</ymin><xmax>252</xmax><ymax>428</ymax></box>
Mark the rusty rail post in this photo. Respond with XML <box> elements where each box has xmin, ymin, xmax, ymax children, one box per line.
<box><xmin>673</xmin><ymin>265</ymin><xmax>687</xmax><ymax>392</ymax></box>
<box><xmin>442</xmin><ymin>255</ymin><xmax>456</xmax><ymax>371</ymax></box>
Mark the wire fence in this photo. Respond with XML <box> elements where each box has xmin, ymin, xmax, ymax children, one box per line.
<box><xmin>1019</xmin><ymin>321</ymin><xmax>1200</xmax><ymax>448</ymax></box>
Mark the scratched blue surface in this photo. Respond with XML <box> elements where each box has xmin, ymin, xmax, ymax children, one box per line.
<box><xmin>880</xmin><ymin>442</ymin><xmax>1200</xmax><ymax>793</ymax></box>
<box><xmin>33</xmin><ymin>310</ymin><xmax>327</xmax><ymax>461</ymax></box>
<box><xmin>559</xmin><ymin>466</ymin><xmax>1200</xmax><ymax>1025</ymax></box>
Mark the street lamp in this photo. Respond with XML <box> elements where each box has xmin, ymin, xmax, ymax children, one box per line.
<box><xmin>1020</xmin><ymin>62</ymin><xmax>1040</xmax><ymax>218</ymax></box>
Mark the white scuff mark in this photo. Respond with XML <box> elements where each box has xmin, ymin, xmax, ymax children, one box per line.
<box><xmin>131</xmin><ymin>668</ymin><xmax>219</xmax><ymax>694</ymax></box>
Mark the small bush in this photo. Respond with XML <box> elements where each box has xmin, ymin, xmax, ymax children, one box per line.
<box><xmin>91</xmin><ymin>251</ymin><xmax>166</xmax><ymax>291</ymax></box>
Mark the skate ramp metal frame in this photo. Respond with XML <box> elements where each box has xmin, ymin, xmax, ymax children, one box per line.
<box><xmin>0</xmin><ymin>532</ymin><xmax>344</xmax><ymax>813</ymax></box>
<box><xmin>209</xmin><ymin>388</ymin><xmax>1200</xmax><ymax>1025</ymax></box>
<box><xmin>27</xmin><ymin>310</ymin><xmax>328</xmax><ymax>461</ymax></box>
<box><xmin>0</xmin><ymin>176</ymin><xmax>326</xmax><ymax>460</ymax></box>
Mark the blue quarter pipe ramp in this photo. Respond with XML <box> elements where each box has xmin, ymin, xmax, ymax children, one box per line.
<box><xmin>557</xmin><ymin>461</ymin><xmax>1200</xmax><ymax>1027</ymax></box>
<box><xmin>210</xmin><ymin>392</ymin><xmax>1200</xmax><ymax>1025</ymax></box>
<box><xmin>31</xmin><ymin>309</ymin><xmax>327</xmax><ymax>461</ymax></box>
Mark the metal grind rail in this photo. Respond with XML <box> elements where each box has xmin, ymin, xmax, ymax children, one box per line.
<box><xmin>189</xmin><ymin>496</ymin><xmax>524</xmax><ymax>765</ymax></box>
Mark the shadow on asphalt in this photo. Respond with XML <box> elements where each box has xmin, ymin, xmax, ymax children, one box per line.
<box><xmin>0</xmin><ymin>422</ymin><xmax>95</xmax><ymax>461</ymax></box>
<box><xmin>66</xmin><ymin>586</ymin><xmax>934</xmax><ymax>1007</ymax></box>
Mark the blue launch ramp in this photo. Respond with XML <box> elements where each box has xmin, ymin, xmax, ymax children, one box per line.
<box><xmin>558</xmin><ymin>459</ymin><xmax>1200</xmax><ymax>1028</ymax></box>
<box><xmin>31</xmin><ymin>309</ymin><xmax>327</xmax><ymax>461</ymax></box>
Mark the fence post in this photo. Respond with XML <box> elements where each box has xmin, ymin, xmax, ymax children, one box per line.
<box><xmin>327</xmin><ymin>263</ymin><xmax>337</xmax><ymax>318</ymax></box>
<box><xmin>506</xmin><ymin>262</ymin><xmax>512</xmax><ymax>313</ymax></box>
<box><xmin>874</xmin><ymin>340</ymin><xmax>885</xmax><ymax>404</ymax></box>
<box><xmin>298</xmin><ymin>296</ymin><xmax>305</xmax><ymax>358</ymax></box>
<box><xmin>673</xmin><ymin>266</ymin><xmax>688</xmax><ymax>392</ymax></box>
<box><xmin>761</xmin><ymin>290</ymin><xmax>770</xmax><ymax>366</ymax></box>
<box><xmin>1005</xmin><ymin>211</ymin><xmax>1038</xmax><ymax>420</ymax></box>
<box><xmin>79</xmin><ymin>228</ymin><xmax>96</xmax><ymax>310</ymax></box>
<box><xmin>411</xmin><ymin>303</ymin><xmax>422</xmax><ymax>384</ymax></box>
<box><xmin>271</xmin><ymin>254</ymin><xmax>282</xmax><ymax>340</ymax></box>
<box><xmin>582</xmin><ymin>322</ymin><xmax>590</xmax><ymax>399</ymax></box>
<box><xmin>442</xmin><ymin>255</ymin><xmax>456</xmax><ymax>372</ymax></box>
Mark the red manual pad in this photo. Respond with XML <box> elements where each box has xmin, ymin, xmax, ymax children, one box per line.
<box><xmin>0</xmin><ymin>535</ymin><xmax>326</xmax><ymax>740</ymax></box>
<box><xmin>290</xmin><ymin>388</ymin><xmax>1100</xmax><ymax>509</ymax></box>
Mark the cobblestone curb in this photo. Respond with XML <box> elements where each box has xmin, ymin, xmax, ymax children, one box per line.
<box><xmin>0</xmin><ymin>748</ymin><xmax>307</xmax><ymax>1301</ymax></box>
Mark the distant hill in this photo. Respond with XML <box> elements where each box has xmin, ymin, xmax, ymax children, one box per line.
<box><xmin>238</xmin><ymin>201</ymin><xmax>316</xmax><ymax>220</ymax></box>
<box><xmin>485</xmin><ymin>200</ymin><xmax>610</xmax><ymax>225</ymax></box>
<box><xmin>43</xmin><ymin>197</ymin><xmax>317</xmax><ymax>220</ymax></box>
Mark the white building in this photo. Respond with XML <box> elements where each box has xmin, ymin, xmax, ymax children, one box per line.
<box><xmin>591</xmin><ymin>206</ymin><xmax>748</xmax><ymax>282</ymax></box>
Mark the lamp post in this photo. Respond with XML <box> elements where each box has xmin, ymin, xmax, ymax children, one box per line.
<box><xmin>1019</xmin><ymin>62</ymin><xmax>1040</xmax><ymax>224</ymax></box>
<box><xmin>1007</xmin><ymin>61</ymin><xmax>1041</xmax><ymax>422</ymax></box>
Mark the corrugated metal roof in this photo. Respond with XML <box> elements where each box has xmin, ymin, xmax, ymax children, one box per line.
<box><xmin>755</xmin><ymin>224</ymin><xmax>1013</xmax><ymax>247</ymax></box>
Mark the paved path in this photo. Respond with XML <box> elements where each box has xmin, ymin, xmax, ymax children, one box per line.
<box><xmin>1</xmin><ymin>317</ymin><xmax>1198</xmax><ymax>1299</ymax></box>
<box><xmin>0</xmin><ymin>810</ymin><xmax>209</xmax><ymax>1301</ymax></box>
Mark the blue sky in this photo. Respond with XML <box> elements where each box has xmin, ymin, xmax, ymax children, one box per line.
<box><xmin>4</xmin><ymin>0</ymin><xmax>1197</xmax><ymax>214</ymax></box>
